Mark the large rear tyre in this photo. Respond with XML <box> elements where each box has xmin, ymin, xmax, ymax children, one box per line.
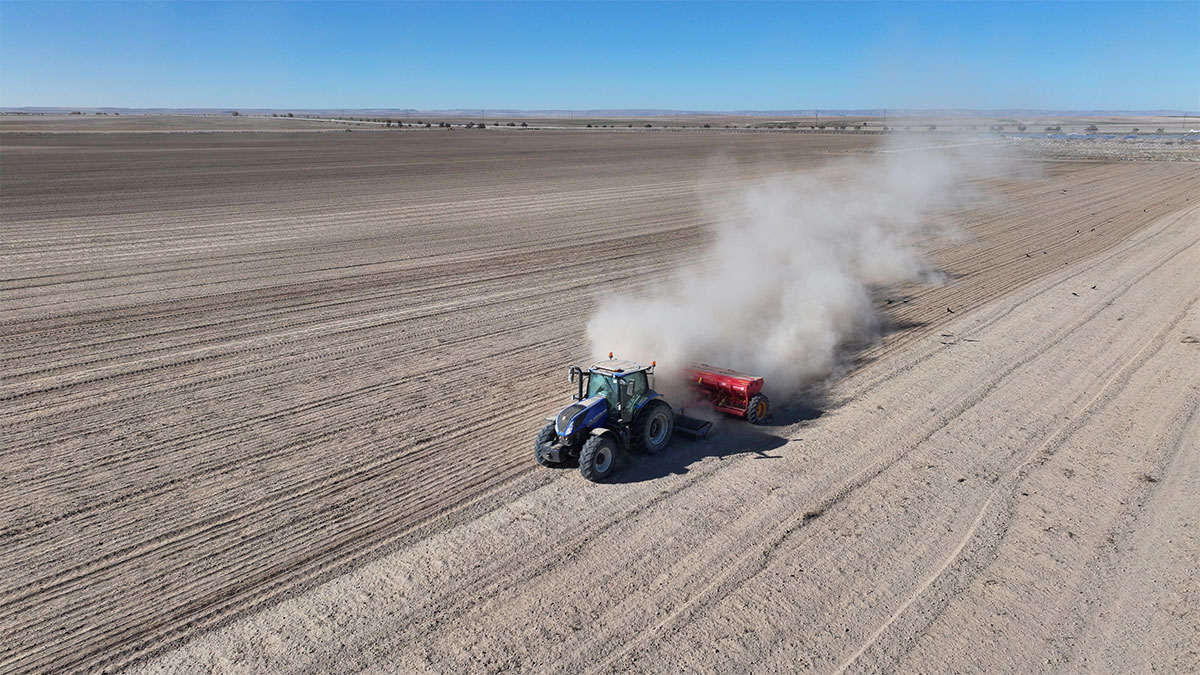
<box><xmin>579</xmin><ymin>435</ymin><xmax>619</xmax><ymax>482</ymax></box>
<box><xmin>534</xmin><ymin>422</ymin><xmax>569</xmax><ymax>467</ymax></box>
<box><xmin>632</xmin><ymin>400</ymin><xmax>674</xmax><ymax>454</ymax></box>
<box><xmin>746</xmin><ymin>394</ymin><xmax>770</xmax><ymax>425</ymax></box>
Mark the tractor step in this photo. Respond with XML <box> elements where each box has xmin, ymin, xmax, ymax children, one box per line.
<box><xmin>674</xmin><ymin>414</ymin><xmax>713</xmax><ymax>439</ymax></box>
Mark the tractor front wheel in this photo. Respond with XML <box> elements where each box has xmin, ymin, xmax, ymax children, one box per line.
<box><xmin>746</xmin><ymin>394</ymin><xmax>770</xmax><ymax>425</ymax></box>
<box><xmin>534</xmin><ymin>422</ymin><xmax>569</xmax><ymax>467</ymax></box>
<box><xmin>633</xmin><ymin>400</ymin><xmax>674</xmax><ymax>454</ymax></box>
<box><xmin>579</xmin><ymin>435</ymin><xmax>619</xmax><ymax>482</ymax></box>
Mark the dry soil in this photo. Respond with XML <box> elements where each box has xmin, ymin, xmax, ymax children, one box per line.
<box><xmin>1</xmin><ymin>120</ymin><xmax>1196</xmax><ymax>673</ymax></box>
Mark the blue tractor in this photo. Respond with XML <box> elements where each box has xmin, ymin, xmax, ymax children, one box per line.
<box><xmin>534</xmin><ymin>355</ymin><xmax>676</xmax><ymax>481</ymax></box>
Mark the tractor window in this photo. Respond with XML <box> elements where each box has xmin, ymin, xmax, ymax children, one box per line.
<box><xmin>587</xmin><ymin>373</ymin><xmax>618</xmax><ymax>410</ymax></box>
<box><xmin>627</xmin><ymin>372</ymin><xmax>649</xmax><ymax>410</ymax></box>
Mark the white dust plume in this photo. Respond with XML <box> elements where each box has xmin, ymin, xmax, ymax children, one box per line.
<box><xmin>588</xmin><ymin>137</ymin><xmax>1012</xmax><ymax>399</ymax></box>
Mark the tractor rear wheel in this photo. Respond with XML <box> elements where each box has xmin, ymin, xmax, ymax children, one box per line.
<box><xmin>632</xmin><ymin>400</ymin><xmax>674</xmax><ymax>454</ymax></box>
<box><xmin>579</xmin><ymin>435</ymin><xmax>619</xmax><ymax>482</ymax></box>
<box><xmin>746</xmin><ymin>394</ymin><xmax>770</xmax><ymax>425</ymax></box>
<box><xmin>534</xmin><ymin>422</ymin><xmax>569</xmax><ymax>467</ymax></box>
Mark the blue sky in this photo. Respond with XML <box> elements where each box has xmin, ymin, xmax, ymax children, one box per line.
<box><xmin>1</xmin><ymin>1</ymin><xmax>1196</xmax><ymax>110</ymax></box>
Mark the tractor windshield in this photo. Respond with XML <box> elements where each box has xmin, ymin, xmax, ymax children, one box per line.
<box><xmin>587</xmin><ymin>372</ymin><xmax>619</xmax><ymax>411</ymax></box>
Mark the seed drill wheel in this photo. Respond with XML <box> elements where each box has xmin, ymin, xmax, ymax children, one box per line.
<box><xmin>633</xmin><ymin>400</ymin><xmax>674</xmax><ymax>454</ymax></box>
<box><xmin>534</xmin><ymin>422</ymin><xmax>569</xmax><ymax>467</ymax></box>
<box><xmin>746</xmin><ymin>394</ymin><xmax>770</xmax><ymax>425</ymax></box>
<box><xmin>579</xmin><ymin>435</ymin><xmax>618</xmax><ymax>482</ymax></box>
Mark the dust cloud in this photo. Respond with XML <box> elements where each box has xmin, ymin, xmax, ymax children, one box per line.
<box><xmin>587</xmin><ymin>136</ymin><xmax>1015</xmax><ymax>399</ymax></box>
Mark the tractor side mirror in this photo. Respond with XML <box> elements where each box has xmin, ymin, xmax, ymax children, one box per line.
<box><xmin>569</xmin><ymin>368</ymin><xmax>575</xmax><ymax>383</ymax></box>
<box><xmin>625</xmin><ymin>381</ymin><xmax>635</xmax><ymax>397</ymax></box>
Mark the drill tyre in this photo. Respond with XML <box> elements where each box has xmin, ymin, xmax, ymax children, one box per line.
<box><xmin>632</xmin><ymin>400</ymin><xmax>674</xmax><ymax>454</ymax></box>
<box><xmin>746</xmin><ymin>394</ymin><xmax>770</xmax><ymax>425</ymax></box>
<box><xmin>534</xmin><ymin>422</ymin><xmax>569</xmax><ymax>467</ymax></box>
<box><xmin>579</xmin><ymin>435</ymin><xmax>619</xmax><ymax>482</ymax></box>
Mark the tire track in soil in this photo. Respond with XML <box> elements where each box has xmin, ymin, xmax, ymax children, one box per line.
<box><xmin>582</xmin><ymin>207</ymin><xmax>1200</xmax><ymax>675</ymax></box>
<box><xmin>835</xmin><ymin>295</ymin><xmax>1197</xmax><ymax>673</ymax></box>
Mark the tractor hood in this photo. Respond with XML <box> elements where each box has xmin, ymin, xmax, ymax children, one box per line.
<box><xmin>555</xmin><ymin>395</ymin><xmax>608</xmax><ymax>436</ymax></box>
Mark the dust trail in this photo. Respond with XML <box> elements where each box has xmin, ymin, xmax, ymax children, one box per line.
<box><xmin>587</xmin><ymin>135</ymin><xmax>1016</xmax><ymax>399</ymax></box>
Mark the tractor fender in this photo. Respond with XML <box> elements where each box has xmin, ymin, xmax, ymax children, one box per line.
<box><xmin>634</xmin><ymin>392</ymin><xmax>664</xmax><ymax>414</ymax></box>
<box><xmin>589</xmin><ymin>426</ymin><xmax>630</xmax><ymax>452</ymax></box>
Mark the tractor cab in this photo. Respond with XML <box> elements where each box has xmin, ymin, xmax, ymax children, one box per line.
<box><xmin>576</xmin><ymin>358</ymin><xmax>654</xmax><ymax>423</ymax></box>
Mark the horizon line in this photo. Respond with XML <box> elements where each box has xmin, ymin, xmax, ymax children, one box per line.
<box><xmin>4</xmin><ymin>106</ymin><xmax>1198</xmax><ymax>117</ymax></box>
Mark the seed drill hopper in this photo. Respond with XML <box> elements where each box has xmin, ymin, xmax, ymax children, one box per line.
<box><xmin>683</xmin><ymin>363</ymin><xmax>770</xmax><ymax>425</ymax></box>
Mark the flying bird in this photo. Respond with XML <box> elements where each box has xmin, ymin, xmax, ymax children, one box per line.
<box><xmin>947</xmin><ymin>307</ymin><xmax>955</xmax><ymax>313</ymax></box>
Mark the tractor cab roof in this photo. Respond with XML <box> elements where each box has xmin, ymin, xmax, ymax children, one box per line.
<box><xmin>589</xmin><ymin>358</ymin><xmax>648</xmax><ymax>377</ymax></box>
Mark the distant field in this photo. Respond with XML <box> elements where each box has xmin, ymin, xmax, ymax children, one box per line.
<box><xmin>0</xmin><ymin>114</ymin><xmax>341</xmax><ymax>132</ymax></box>
<box><xmin>3</xmin><ymin>112</ymin><xmax>1197</xmax><ymax>134</ymax></box>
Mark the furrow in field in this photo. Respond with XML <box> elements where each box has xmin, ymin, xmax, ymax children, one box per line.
<box><xmin>3</xmin><ymin>128</ymin><xmax>1194</xmax><ymax>673</ymax></box>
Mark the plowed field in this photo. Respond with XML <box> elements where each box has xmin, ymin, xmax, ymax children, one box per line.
<box><xmin>2</xmin><ymin>124</ymin><xmax>1196</xmax><ymax>673</ymax></box>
